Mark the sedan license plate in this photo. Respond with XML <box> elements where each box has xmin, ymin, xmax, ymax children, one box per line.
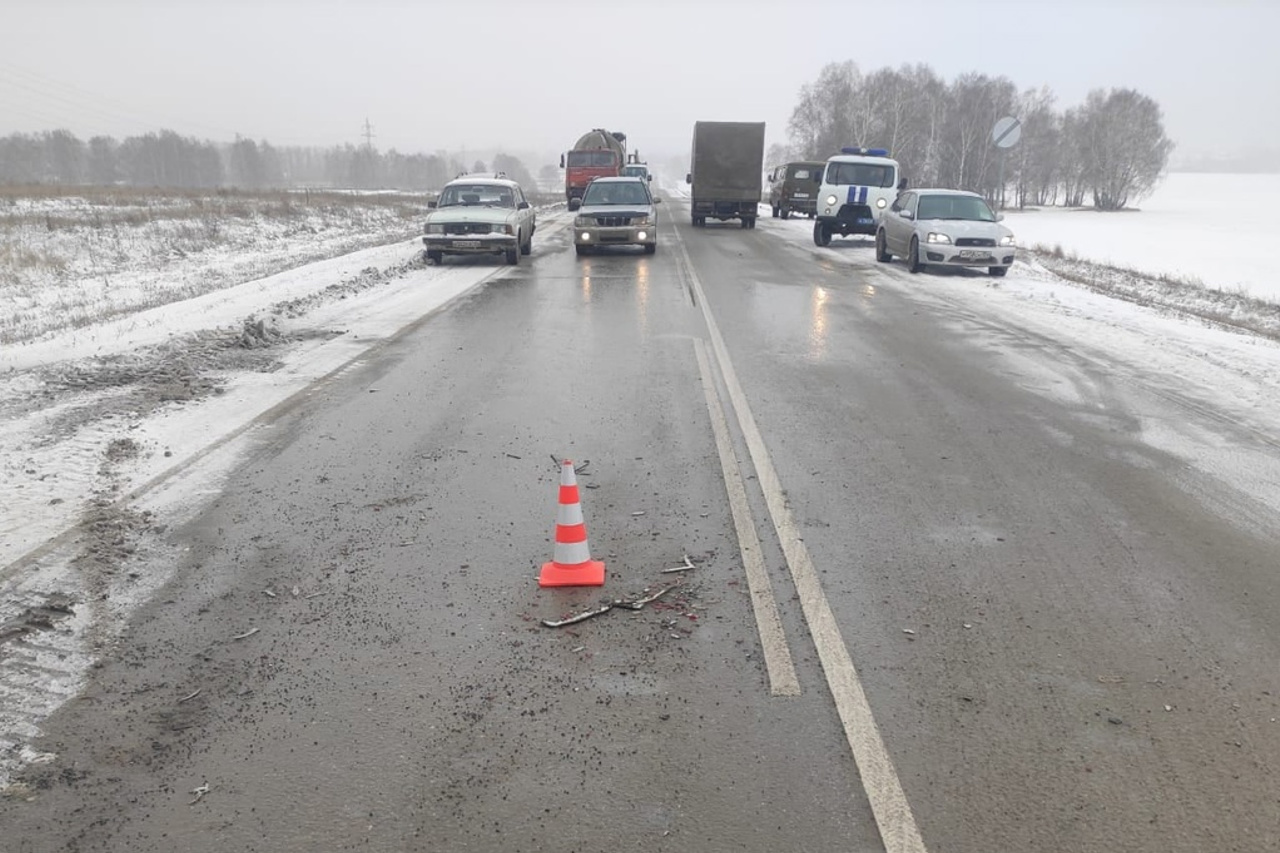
<box><xmin>959</xmin><ymin>250</ymin><xmax>990</xmax><ymax>260</ymax></box>
<box><xmin>792</xmin><ymin>192</ymin><xmax>809</xmax><ymax>198</ymax></box>
<box><xmin>452</xmin><ymin>240</ymin><xmax>481</xmax><ymax>248</ymax></box>
<box><xmin>856</xmin><ymin>217</ymin><xmax>873</xmax><ymax>225</ymax></box>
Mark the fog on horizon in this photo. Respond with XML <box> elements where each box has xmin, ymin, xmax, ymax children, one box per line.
<box><xmin>3</xmin><ymin>0</ymin><xmax>1278</xmax><ymax>169</ymax></box>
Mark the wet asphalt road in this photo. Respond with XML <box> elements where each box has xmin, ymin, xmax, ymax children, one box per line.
<box><xmin>3</xmin><ymin>202</ymin><xmax>1279</xmax><ymax>852</ymax></box>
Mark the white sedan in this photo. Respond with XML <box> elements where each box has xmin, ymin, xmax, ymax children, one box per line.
<box><xmin>876</xmin><ymin>189</ymin><xmax>1016</xmax><ymax>277</ymax></box>
<box><xmin>422</xmin><ymin>175</ymin><xmax>536</xmax><ymax>266</ymax></box>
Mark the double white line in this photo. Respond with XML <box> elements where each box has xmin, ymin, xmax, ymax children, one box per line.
<box><xmin>672</xmin><ymin>222</ymin><xmax>930</xmax><ymax>853</ymax></box>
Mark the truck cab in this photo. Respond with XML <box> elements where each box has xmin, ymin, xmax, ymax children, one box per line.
<box><xmin>813</xmin><ymin>147</ymin><xmax>905</xmax><ymax>246</ymax></box>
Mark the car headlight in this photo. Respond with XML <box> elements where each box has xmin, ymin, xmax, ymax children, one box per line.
<box><xmin>825</xmin><ymin>194</ymin><xmax>838</xmax><ymax>206</ymax></box>
<box><xmin>574</xmin><ymin>215</ymin><xmax>591</xmax><ymax>227</ymax></box>
<box><xmin>499</xmin><ymin>224</ymin><xmax>514</xmax><ymax>235</ymax></box>
<box><xmin>876</xmin><ymin>198</ymin><xmax>887</xmax><ymax>209</ymax></box>
<box><xmin>926</xmin><ymin>232</ymin><xmax>952</xmax><ymax>244</ymax></box>
<box><xmin>425</xmin><ymin>223</ymin><xmax>444</xmax><ymax>234</ymax></box>
<box><xmin>1000</xmin><ymin>234</ymin><xmax>1016</xmax><ymax>246</ymax></box>
<box><xmin>632</xmin><ymin>215</ymin><xmax>651</xmax><ymax>227</ymax></box>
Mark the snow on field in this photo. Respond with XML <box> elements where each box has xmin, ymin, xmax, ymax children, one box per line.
<box><xmin>1002</xmin><ymin>173</ymin><xmax>1278</xmax><ymax>301</ymax></box>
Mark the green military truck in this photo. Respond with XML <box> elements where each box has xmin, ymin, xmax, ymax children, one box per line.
<box><xmin>686</xmin><ymin>121</ymin><xmax>766</xmax><ymax>229</ymax></box>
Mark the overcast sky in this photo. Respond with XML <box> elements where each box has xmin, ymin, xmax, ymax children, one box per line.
<box><xmin>3</xmin><ymin>0</ymin><xmax>1277</xmax><ymax>168</ymax></box>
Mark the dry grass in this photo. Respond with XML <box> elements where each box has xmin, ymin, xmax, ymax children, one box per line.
<box><xmin>1030</xmin><ymin>244</ymin><xmax>1280</xmax><ymax>341</ymax></box>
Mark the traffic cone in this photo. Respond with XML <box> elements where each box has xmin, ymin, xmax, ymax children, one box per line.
<box><xmin>539</xmin><ymin>459</ymin><xmax>606</xmax><ymax>587</ymax></box>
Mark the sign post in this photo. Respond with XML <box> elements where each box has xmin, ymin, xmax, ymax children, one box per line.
<box><xmin>992</xmin><ymin>116</ymin><xmax>1022</xmax><ymax>210</ymax></box>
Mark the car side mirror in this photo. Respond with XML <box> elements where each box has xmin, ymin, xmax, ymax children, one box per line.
<box><xmin>518</xmin><ymin>201</ymin><xmax>530</xmax><ymax>210</ymax></box>
<box><xmin>568</xmin><ymin>198</ymin><xmax>581</xmax><ymax>211</ymax></box>
<box><xmin>647</xmin><ymin>175</ymin><xmax>652</xmax><ymax>181</ymax></box>
<box><xmin>898</xmin><ymin>178</ymin><xmax>908</xmax><ymax>190</ymax></box>
<box><xmin>686</xmin><ymin>173</ymin><xmax>692</xmax><ymax>184</ymax></box>
<box><xmin>995</xmin><ymin>212</ymin><xmax>1004</xmax><ymax>221</ymax></box>
<box><xmin>653</xmin><ymin>198</ymin><xmax>662</xmax><ymax>204</ymax></box>
<box><xmin>900</xmin><ymin>210</ymin><xmax>914</xmax><ymax>220</ymax></box>
<box><xmin>559</xmin><ymin>154</ymin><xmax>565</xmax><ymax>168</ymax></box>
<box><xmin>426</xmin><ymin>200</ymin><xmax>437</xmax><ymax>209</ymax></box>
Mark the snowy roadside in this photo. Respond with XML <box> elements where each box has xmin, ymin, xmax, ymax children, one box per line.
<box><xmin>0</xmin><ymin>205</ymin><xmax>570</xmax><ymax>787</ymax></box>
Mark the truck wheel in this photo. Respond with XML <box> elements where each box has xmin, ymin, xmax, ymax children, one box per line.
<box><xmin>908</xmin><ymin>237</ymin><xmax>924</xmax><ymax>274</ymax></box>
<box><xmin>748</xmin><ymin>217</ymin><xmax>756</xmax><ymax>229</ymax></box>
<box><xmin>813</xmin><ymin>223</ymin><xmax>831</xmax><ymax>247</ymax></box>
<box><xmin>771</xmin><ymin>205</ymin><xmax>779</xmax><ymax>218</ymax></box>
<box><xmin>780</xmin><ymin>207</ymin><xmax>790</xmax><ymax>220</ymax></box>
<box><xmin>693</xmin><ymin>216</ymin><xmax>705</xmax><ymax>227</ymax></box>
<box><xmin>521</xmin><ymin>233</ymin><xmax>532</xmax><ymax>255</ymax></box>
<box><xmin>506</xmin><ymin>246</ymin><xmax>520</xmax><ymax>265</ymax></box>
<box><xmin>426</xmin><ymin>250</ymin><xmax>443</xmax><ymax>265</ymax></box>
<box><xmin>575</xmin><ymin>245</ymin><xmax>589</xmax><ymax>257</ymax></box>
<box><xmin>740</xmin><ymin>218</ymin><xmax>750</xmax><ymax>229</ymax></box>
<box><xmin>875</xmin><ymin>230</ymin><xmax>892</xmax><ymax>263</ymax></box>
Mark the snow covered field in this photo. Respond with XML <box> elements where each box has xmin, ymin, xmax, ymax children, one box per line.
<box><xmin>1002</xmin><ymin>173</ymin><xmax>1278</xmax><ymax>301</ymax></box>
<box><xmin>3</xmin><ymin>176</ymin><xmax>1280</xmax><ymax>789</ymax></box>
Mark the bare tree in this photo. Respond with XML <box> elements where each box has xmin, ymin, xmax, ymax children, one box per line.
<box><xmin>1079</xmin><ymin>88</ymin><xmax>1173</xmax><ymax>210</ymax></box>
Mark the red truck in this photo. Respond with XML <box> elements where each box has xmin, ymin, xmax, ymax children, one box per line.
<box><xmin>560</xmin><ymin>129</ymin><xmax>627</xmax><ymax>202</ymax></box>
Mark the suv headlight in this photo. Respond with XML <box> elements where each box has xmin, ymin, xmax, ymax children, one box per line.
<box><xmin>1000</xmin><ymin>234</ymin><xmax>1016</xmax><ymax>246</ymax></box>
<box><xmin>574</xmin><ymin>215</ymin><xmax>591</xmax><ymax>227</ymax></box>
<box><xmin>632</xmin><ymin>215</ymin><xmax>651</xmax><ymax>227</ymax></box>
<box><xmin>425</xmin><ymin>223</ymin><xmax>444</xmax><ymax>234</ymax></box>
<box><xmin>926</xmin><ymin>232</ymin><xmax>952</xmax><ymax>244</ymax></box>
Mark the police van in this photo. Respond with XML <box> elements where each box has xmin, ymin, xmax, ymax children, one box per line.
<box><xmin>813</xmin><ymin>147</ymin><xmax>906</xmax><ymax>246</ymax></box>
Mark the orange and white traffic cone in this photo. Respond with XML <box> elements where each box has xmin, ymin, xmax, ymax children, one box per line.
<box><xmin>539</xmin><ymin>459</ymin><xmax>606</xmax><ymax>588</ymax></box>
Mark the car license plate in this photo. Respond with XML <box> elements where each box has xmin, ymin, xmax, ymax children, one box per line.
<box><xmin>856</xmin><ymin>218</ymin><xmax>873</xmax><ymax>225</ymax></box>
<box><xmin>959</xmin><ymin>250</ymin><xmax>989</xmax><ymax>260</ymax></box>
<box><xmin>793</xmin><ymin>192</ymin><xmax>809</xmax><ymax>198</ymax></box>
<box><xmin>452</xmin><ymin>240</ymin><xmax>481</xmax><ymax>248</ymax></box>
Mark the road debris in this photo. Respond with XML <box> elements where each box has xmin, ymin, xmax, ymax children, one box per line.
<box><xmin>661</xmin><ymin>554</ymin><xmax>698</xmax><ymax>574</ymax></box>
<box><xmin>189</xmin><ymin>783</ymin><xmax>210</xmax><ymax>805</ymax></box>
<box><xmin>231</xmin><ymin>628</ymin><xmax>260</xmax><ymax>640</ymax></box>
<box><xmin>262</xmin><ymin>589</ymin><xmax>277</xmax><ymax>598</ymax></box>
<box><xmin>542</xmin><ymin>605</ymin><xmax>613</xmax><ymax>628</ymax></box>
<box><xmin>613</xmin><ymin>584</ymin><xmax>677</xmax><ymax>611</ymax></box>
<box><xmin>631</xmin><ymin>511</ymin><xmax>646</xmax><ymax>517</ymax></box>
<box><xmin>304</xmin><ymin>591</ymin><xmax>325</xmax><ymax>599</ymax></box>
<box><xmin>178</xmin><ymin>689</ymin><xmax>202</xmax><ymax>704</ymax></box>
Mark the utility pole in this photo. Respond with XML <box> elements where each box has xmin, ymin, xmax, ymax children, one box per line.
<box><xmin>362</xmin><ymin>118</ymin><xmax>376</xmax><ymax>152</ymax></box>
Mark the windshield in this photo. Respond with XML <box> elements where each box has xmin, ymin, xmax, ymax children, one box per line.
<box><xmin>916</xmin><ymin>194</ymin><xmax>996</xmax><ymax>222</ymax></box>
<box><xmin>582</xmin><ymin>181</ymin><xmax>650</xmax><ymax>206</ymax></box>
<box><xmin>567</xmin><ymin>150</ymin><xmax>618</xmax><ymax>168</ymax></box>
<box><xmin>621</xmin><ymin>166</ymin><xmax>648</xmax><ymax>178</ymax></box>
<box><xmin>437</xmin><ymin>184</ymin><xmax>514</xmax><ymax>208</ymax></box>
<box><xmin>826</xmin><ymin>161</ymin><xmax>896</xmax><ymax>188</ymax></box>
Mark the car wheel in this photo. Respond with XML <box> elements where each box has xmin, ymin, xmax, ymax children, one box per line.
<box><xmin>990</xmin><ymin>265</ymin><xmax>1009</xmax><ymax>277</ymax></box>
<box><xmin>506</xmin><ymin>246</ymin><xmax>519</xmax><ymax>265</ymax></box>
<box><xmin>426</xmin><ymin>250</ymin><xmax>443</xmax><ymax>265</ymax></box>
<box><xmin>875</xmin><ymin>230</ymin><xmax>892</xmax><ymax>263</ymax></box>
<box><xmin>908</xmin><ymin>237</ymin><xmax>923</xmax><ymax>274</ymax></box>
<box><xmin>813</xmin><ymin>223</ymin><xmax>831</xmax><ymax>247</ymax></box>
<box><xmin>808</xmin><ymin>212</ymin><xmax>815</xmax><ymax>219</ymax></box>
<box><xmin>644</xmin><ymin>243</ymin><xmax>657</xmax><ymax>255</ymax></box>
<box><xmin>521</xmin><ymin>233</ymin><xmax>532</xmax><ymax>255</ymax></box>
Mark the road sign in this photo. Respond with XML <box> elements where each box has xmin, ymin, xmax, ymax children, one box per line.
<box><xmin>992</xmin><ymin>116</ymin><xmax>1022</xmax><ymax>149</ymax></box>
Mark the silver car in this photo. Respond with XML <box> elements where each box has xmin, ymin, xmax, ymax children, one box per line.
<box><xmin>570</xmin><ymin>177</ymin><xmax>660</xmax><ymax>256</ymax></box>
<box><xmin>876</xmin><ymin>189</ymin><xmax>1016</xmax><ymax>277</ymax></box>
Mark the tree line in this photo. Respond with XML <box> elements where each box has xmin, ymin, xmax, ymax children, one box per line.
<box><xmin>0</xmin><ymin>128</ymin><xmax>539</xmax><ymax>193</ymax></box>
<box><xmin>782</xmin><ymin>62</ymin><xmax>1174</xmax><ymax>210</ymax></box>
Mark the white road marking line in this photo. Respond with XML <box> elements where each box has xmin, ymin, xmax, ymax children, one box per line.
<box><xmin>674</xmin><ymin>224</ymin><xmax>931</xmax><ymax>853</ymax></box>
<box><xmin>692</xmin><ymin>337</ymin><xmax>801</xmax><ymax>697</ymax></box>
